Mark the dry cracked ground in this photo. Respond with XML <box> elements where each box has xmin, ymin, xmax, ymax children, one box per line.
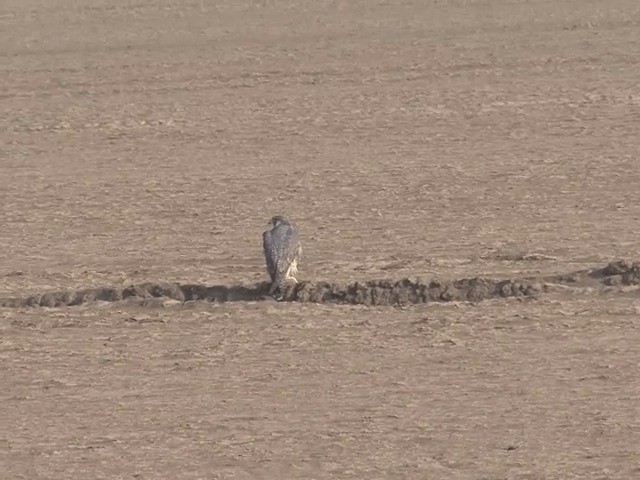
<box><xmin>2</xmin><ymin>0</ymin><xmax>640</xmax><ymax>479</ymax></box>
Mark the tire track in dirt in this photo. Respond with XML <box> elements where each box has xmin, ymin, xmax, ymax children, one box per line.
<box><xmin>1</xmin><ymin>261</ymin><xmax>638</xmax><ymax>309</ymax></box>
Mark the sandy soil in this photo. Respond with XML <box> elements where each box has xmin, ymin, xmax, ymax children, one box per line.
<box><xmin>2</xmin><ymin>0</ymin><xmax>640</xmax><ymax>478</ymax></box>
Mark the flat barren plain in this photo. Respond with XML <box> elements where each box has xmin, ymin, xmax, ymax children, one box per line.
<box><xmin>2</xmin><ymin>0</ymin><xmax>640</xmax><ymax>478</ymax></box>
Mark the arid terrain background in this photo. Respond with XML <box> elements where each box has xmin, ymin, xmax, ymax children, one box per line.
<box><xmin>2</xmin><ymin>0</ymin><xmax>640</xmax><ymax>478</ymax></box>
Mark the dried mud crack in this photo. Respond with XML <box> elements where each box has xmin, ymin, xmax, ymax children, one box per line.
<box><xmin>1</xmin><ymin>261</ymin><xmax>638</xmax><ymax>309</ymax></box>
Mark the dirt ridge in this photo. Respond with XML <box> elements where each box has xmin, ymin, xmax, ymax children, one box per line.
<box><xmin>1</xmin><ymin>260</ymin><xmax>638</xmax><ymax>309</ymax></box>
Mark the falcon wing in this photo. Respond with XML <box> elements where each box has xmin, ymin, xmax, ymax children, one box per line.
<box><xmin>262</xmin><ymin>229</ymin><xmax>277</xmax><ymax>282</ymax></box>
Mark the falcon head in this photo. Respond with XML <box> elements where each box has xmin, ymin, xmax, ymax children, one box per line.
<box><xmin>268</xmin><ymin>215</ymin><xmax>291</xmax><ymax>228</ymax></box>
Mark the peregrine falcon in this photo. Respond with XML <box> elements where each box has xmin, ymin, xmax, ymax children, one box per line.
<box><xmin>262</xmin><ymin>215</ymin><xmax>302</xmax><ymax>298</ymax></box>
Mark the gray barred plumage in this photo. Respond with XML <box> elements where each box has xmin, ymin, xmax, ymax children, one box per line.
<box><xmin>262</xmin><ymin>215</ymin><xmax>302</xmax><ymax>298</ymax></box>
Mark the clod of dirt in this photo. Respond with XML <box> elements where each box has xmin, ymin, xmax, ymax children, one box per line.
<box><xmin>588</xmin><ymin>260</ymin><xmax>640</xmax><ymax>285</ymax></box>
<box><xmin>601</xmin><ymin>260</ymin><xmax>634</xmax><ymax>276</ymax></box>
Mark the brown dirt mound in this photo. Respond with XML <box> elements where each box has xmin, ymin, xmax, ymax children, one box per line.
<box><xmin>2</xmin><ymin>261</ymin><xmax>637</xmax><ymax>309</ymax></box>
<box><xmin>290</xmin><ymin>277</ymin><xmax>541</xmax><ymax>306</ymax></box>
